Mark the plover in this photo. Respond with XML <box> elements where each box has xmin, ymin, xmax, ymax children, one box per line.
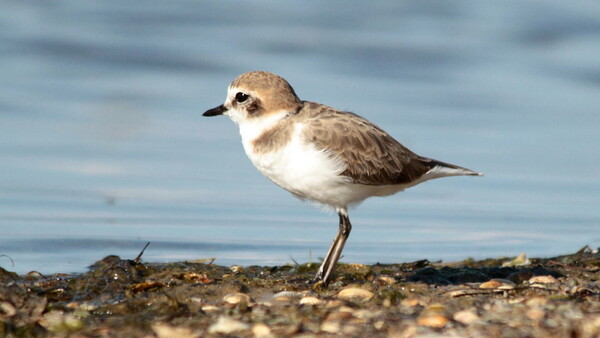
<box><xmin>203</xmin><ymin>71</ymin><xmax>482</xmax><ymax>286</ymax></box>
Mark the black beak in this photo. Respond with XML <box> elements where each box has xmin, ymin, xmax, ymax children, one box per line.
<box><xmin>203</xmin><ymin>104</ymin><xmax>228</xmax><ymax>117</ymax></box>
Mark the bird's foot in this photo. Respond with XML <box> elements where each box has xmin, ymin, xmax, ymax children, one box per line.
<box><xmin>309</xmin><ymin>271</ymin><xmax>330</xmax><ymax>288</ymax></box>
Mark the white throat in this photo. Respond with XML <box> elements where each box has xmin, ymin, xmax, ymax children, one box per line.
<box><xmin>235</xmin><ymin>110</ymin><xmax>290</xmax><ymax>145</ymax></box>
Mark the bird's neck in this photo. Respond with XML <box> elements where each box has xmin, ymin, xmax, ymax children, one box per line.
<box><xmin>238</xmin><ymin>110</ymin><xmax>291</xmax><ymax>147</ymax></box>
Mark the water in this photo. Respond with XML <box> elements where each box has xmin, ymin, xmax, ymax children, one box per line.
<box><xmin>1</xmin><ymin>1</ymin><xmax>599</xmax><ymax>274</ymax></box>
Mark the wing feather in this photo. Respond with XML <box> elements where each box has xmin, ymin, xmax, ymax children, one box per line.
<box><xmin>299</xmin><ymin>102</ymin><xmax>432</xmax><ymax>186</ymax></box>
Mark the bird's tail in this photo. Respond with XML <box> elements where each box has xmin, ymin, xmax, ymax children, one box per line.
<box><xmin>421</xmin><ymin>158</ymin><xmax>483</xmax><ymax>180</ymax></box>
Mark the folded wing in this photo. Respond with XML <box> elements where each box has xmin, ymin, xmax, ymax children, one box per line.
<box><xmin>301</xmin><ymin>104</ymin><xmax>479</xmax><ymax>186</ymax></box>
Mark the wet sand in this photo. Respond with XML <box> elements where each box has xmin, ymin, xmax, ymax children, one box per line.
<box><xmin>1</xmin><ymin>246</ymin><xmax>598</xmax><ymax>337</ymax></box>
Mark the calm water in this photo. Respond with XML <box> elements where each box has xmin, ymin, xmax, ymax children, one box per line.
<box><xmin>1</xmin><ymin>1</ymin><xmax>599</xmax><ymax>274</ymax></box>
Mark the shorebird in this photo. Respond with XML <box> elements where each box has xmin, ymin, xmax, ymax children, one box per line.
<box><xmin>203</xmin><ymin>71</ymin><xmax>481</xmax><ymax>285</ymax></box>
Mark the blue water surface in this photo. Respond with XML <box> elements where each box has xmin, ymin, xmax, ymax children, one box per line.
<box><xmin>0</xmin><ymin>1</ymin><xmax>599</xmax><ymax>274</ymax></box>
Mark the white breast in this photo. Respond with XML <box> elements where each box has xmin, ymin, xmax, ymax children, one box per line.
<box><xmin>241</xmin><ymin>121</ymin><xmax>362</xmax><ymax>208</ymax></box>
<box><xmin>237</xmin><ymin>116</ymin><xmax>423</xmax><ymax>210</ymax></box>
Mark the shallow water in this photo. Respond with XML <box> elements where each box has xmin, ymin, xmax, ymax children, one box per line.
<box><xmin>1</xmin><ymin>1</ymin><xmax>599</xmax><ymax>274</ymax></box>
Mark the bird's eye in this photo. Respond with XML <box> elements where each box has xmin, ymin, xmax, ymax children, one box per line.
<box><xmin>235</xmin><ymin>92</ymin><xmax>249</xmax><ymax>103</ymax></box>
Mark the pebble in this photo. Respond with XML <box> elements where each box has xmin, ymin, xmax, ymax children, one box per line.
<box><xmin>453</xmin><ymin>309</ymin><xmax>479</xmax><ymax>325</ymax></box>
<box><xmin>66</xmin><ymin>301</ymin><xmax>96</xmax><ymax>311</ymax></box>
<box><xmin>417</xmin><ymin>314</ymin><xmax>449</xmax><ymax>328</ymax></box>
<box><xmin>272</xmin><ymin>291</ymin><xmax>304</xmax><ymax>302</ymax></box>
<box><xmin>398</xmin><ymin>324</ymin><xmax>418</xmax><ymax>337</ymax></box>
<box><xmin>251</xmin><ymin>323</ymin><xmax>271</xmax><ymax>337</ymax></box>
<box><xmin>326</xmin><ymin>300</ymin><xmax>345</xmax><ymax>308</ymax></box>
<box><xmin>0</xmin><ymin>301</ymin><xmax>17</xmax><ymax>317</ymax></box>
<box><xmin>24</xmin><ymin>271</ymin><xmax>43</xmax><ymax>280</ymax></box>
<box><xmin>418</xmin><ymin>303</ymin><xmax>449</xmax><ymax>328</ymax></box>
<box><xmin>373</xmin><ymin>276</ymin><xmax>396</xmax><ymax>285</ymax></box>
<box><xmin>339</xmin><ymin>306</ymin><xmax>357</xmax><ymax>314</ymax></box>
<box><xmin>337</xmin><ymin>287</ymin><xmax>374</xmax><ymax>302</ymax></box>
<box><xmin>201</xmin><ymin>305</ymin><xmax>219</xmax><ymax>313</ymax></box>
<box><xmin>230</xmin><ymin>265</ymin><xmax>244</xmax><ymax>273</ymax></box>
<box><xmin>507</xmin><ymin>297</ymin><xmax>525</xmax><ymax>304</ymax></box>
<box><xmin>426</xmin><ymin>303</ymin><xmax>446</xmax><ymax>312</ymax></box>
<box><xmin>299</xmin><ymin>296</ymin><xmax>323</xmax><ymax>306</ymax></box>
<box><xmin>223</xmin><ymin>292</ymin><xmax>251</xmax><ymax>305</ymax></box>
<box><xmin>448</xmin><ymin>290</ymin><xmax>481</xmax><ymax>297</ymax></box>
<box><xmin>401</xmin><ymin>298</ymin><xmax>424</xmax><ymax>307</ymax></box>
<box><xmin>525</xmin><ymin>297</ymin><xmax>548</xmax><ymax>307</ymax></box>
<box><xmin>348</xmin><ymin>263</ymin><xmax>371</xmax><ymax>273</ymax></box>
<box><xmin>152</xmin><ymin>323</ymin><xmax>197</xmax><ymax>338</ymax></box>
<box><xmin>352</xmin><ymin>309</ymin><xmax>377</xmax><ymax>320</ymax></box>
<box><xmin>321</xmin><ymin>320</ymin><xmax>341</xmax><ymax>333</ymax></box>
<box><xmin>325</xmin><ymin>310</ymin><xmax>354</xmax><ymax>321</ymax></box>
<box><xmin>42</xmin><ymin>311</ymin><xmax>84</xmax><ymax>333</ymax></box>
<box><xmin>528</xmin><ymin>275</ymin><xmax>558</xmax><ymax>284</ymax></box>
<box><xmin>479</xmin><ymin>278</ymin><xmax>516</xmax><ymax>289</ymax></box>
<box><xmin>529</xmin><ymin>283</ymin><xmax>557</xmax><ymax>290</ymax></box>
<box><xmin>341</xmin><ymin>325</ymin><xmax>361</xmax><ymax>335</ymax></box>
<box><xmin>569</xmin><ymin>286</ymin><xmax>594</xmax><ymax>296</ymax></box>
<box><xmin>526</xmin><ymin>308</ymin><xmax>545</xmax><ymax>321</ymax></box>
<box><xmin>208</xmin><ymin>316</ymin><xmax>250</xmax><ymax>334</ymax></box>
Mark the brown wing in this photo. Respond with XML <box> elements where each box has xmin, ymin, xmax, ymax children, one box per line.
<box><xmin>299</xmin><ymin>102</ymin><xmax>434</xmax><ymax>186</ymax></box>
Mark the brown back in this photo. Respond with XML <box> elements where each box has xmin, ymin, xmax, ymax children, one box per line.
<box><xmin>298</xmin><ymin>102</ymin><xmax>435</xmax><ymax>186</ymax></box>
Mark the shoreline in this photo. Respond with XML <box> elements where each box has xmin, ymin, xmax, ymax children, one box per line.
<box><xmin>1</xmin><ymin>247</ymin><xmax>598</xmax><ymax>337</ymax></box>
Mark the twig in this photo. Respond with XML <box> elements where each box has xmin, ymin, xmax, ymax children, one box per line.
<box><xmin>134</xmin><ymin>242</ymin><xmax>151</xmax><ymax>263</ymax></box>
<box><xmin>0</xmin><ymin>254</ymin><xmax>14</xmax><ymax>268</ymax></box>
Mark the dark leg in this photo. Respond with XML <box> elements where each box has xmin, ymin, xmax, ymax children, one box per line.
<box><xmin>313</xmin><ymin>211</ymin><xmax>352</xmax><ymax>286</ymax></box>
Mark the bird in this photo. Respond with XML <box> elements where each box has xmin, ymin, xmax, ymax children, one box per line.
<box><xmin>203</xmin><ymin>71</ymin><xmax>482</xmax><ymax>286</ymax></box>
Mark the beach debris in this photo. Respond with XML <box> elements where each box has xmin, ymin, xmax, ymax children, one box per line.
<box><xmin>0</xmin><ymin>248</ymin><xmax>597</xmax><ymax>337</ymax></box>
<box><xmin>133</xmin><ymin>242</ymin><xmax>150</xmax><ymax>263</ymax></box>
<box><xmin>130</xmin><ymin>280</ymin><xmax>164</xmax><ymax>292</ymax></box>
<box><xmin>181</xmin><ymin>272</ymin><xmax>212</xmax><ymax>284</ymax></box>
<box><xmin>0</xmin><ymin>255</ymin><xmax>15</xmax><ymax>268</ymax></box>
<box><xmin>502</xmin><ymin>253</ymin><xmax>530</xmax><ymax>267</ymax></box>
